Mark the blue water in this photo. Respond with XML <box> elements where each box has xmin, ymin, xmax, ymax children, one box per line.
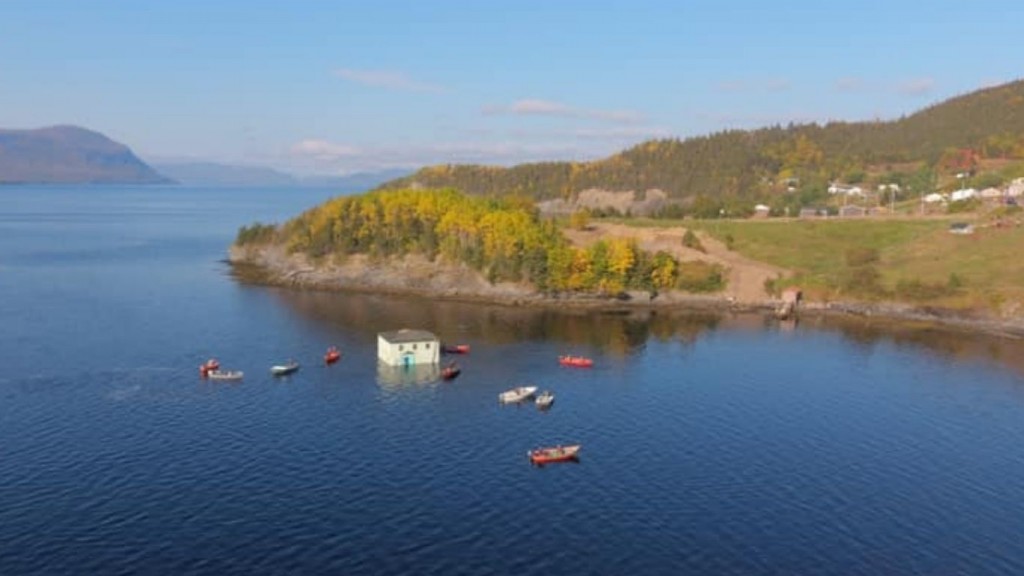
<box><xmin>2</xmin><ymin>186</ymin><xmax>1024</xmax><ymax>575</ymax></box>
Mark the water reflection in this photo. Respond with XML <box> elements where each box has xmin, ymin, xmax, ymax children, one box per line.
<box><xmin>266</xmin><ymin>288</ymin><xmax>724</xmax><ymax>358</ymax></box>
<box><xmin>262</xmin><ymin>287</ymin><xmax>1024</xmax><ymax>377</ymax></box>
<box><xmin>376</xmin><ymin>362</ymin><xmax>440</xmax><ymax>387</ymax></box>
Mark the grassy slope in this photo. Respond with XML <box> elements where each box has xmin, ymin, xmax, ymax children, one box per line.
<box><xmin>620</xmin><ymin>216</ymin><xmax>1024</xmax><ymax>311</ymax></box>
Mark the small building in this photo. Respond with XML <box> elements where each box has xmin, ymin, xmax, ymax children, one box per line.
<box><xmin>377</xmin><ymin>329</ymin><xmax>440</xmax><ymax>367</ymax></box>
<box><xmin>950</xmin><ymin>188</ymin><xmax>977</xmax><ymax>202</ymax></box>
<box><xmin>979</xmin><ymin>187</ymin><xmax>1004</xmax><ymax>200</ymax></box>
<box><xmin>838</xmin><ymin>205</ymin><xmax>866</xmax><ymax>218</ymax></box>
<box><xmin>753</xmin><ymin>204</ymin><xmax>771</xmax><ymax>218</ymax></box>
<box><xmin>1008</xmin><ymin>178</ymin><xmax>1024</xmax><ymax>197</ymax></box>
<box><xmin>923</xmin><ymin>193</ymin><xmax>945</xmax><ymax>204</ymax></box>
<box><xmin>776</xmin><ymin>287</ymin><xmax>802</xmax><ymax>319</ymax></box>
<box><xmin>781</xmin><ymin>287</ymin><xmax>802</xmax><ymax>304</ymax></box>
<box><xmin>799</xmin><ymin>207</ymin><xmax>824</xmax><ymax>218</ymax></box>
<box><xmin>828</xmin><ymin>183</ymin><xmax>864</xmax><ymax>197</ymax></box>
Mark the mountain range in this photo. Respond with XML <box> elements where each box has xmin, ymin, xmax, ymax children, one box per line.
<box><xmin>0</xmin><ymin>125</ymin><xmax>172</xmax><ymax>184</ymax></box>
<box><xmin>152</xmin><ymin>163</ymin><xmax>410</xmax><ymax>190</ymax></box>
<box><xmin>0</xmin><ymin>125</ymin><xmax>409</xmax><ymax>189</ymax></box>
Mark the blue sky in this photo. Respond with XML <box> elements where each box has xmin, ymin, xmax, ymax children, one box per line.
<box><xmin>1</xmin><ymin>0</ymin><xmax>1021</xmax><ymax>175</ymax></box>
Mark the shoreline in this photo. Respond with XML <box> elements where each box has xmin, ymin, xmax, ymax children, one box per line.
<box><xmin>228</xmin><ymin>245</ymin><xmax>1024</xmax><ymax>339</ymax></box>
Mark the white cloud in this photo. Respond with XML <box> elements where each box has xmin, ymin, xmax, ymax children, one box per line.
<box><xmin>896</xmin><ymin>77</ymin><xmax>936</xmax><ymax>96</ymax></box>
<box><xmin>291</xmin><ymin>139</ymin><xmax>360</xmax><ymax>161</ymax></box>
<box><xmin>507</xmin><ymin>99</ymin><xmax>572</xmax><ymax>115</ymax></box>
<box><xmin>332</xmin><ymin>68</ymin><xmax>445</xmax><ymax>93</ymax></box>
<box><xmin>483</xmin><ymin>99</ymin><xmax>643</xmax><ymax>124</ymax></box>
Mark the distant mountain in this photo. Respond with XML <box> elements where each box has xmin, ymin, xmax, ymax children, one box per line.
<box><xmin>152</xmin><ymin>162</ymin><xmax>410</xmax><ymax>190</ymax></box>
<box><xmin>153</xmin><ymin>162</ymin><xmax>298</xmax><ymax>187</ymax></box>
<box><xmin>378</xmin><ymin>79</ymin><xmax>1024</xmax><ymax>208</ymax></box>
<box><xmin>298</xmin><ymin>169</ymin><xmax>412</xmax><ymax>191</ymax></box>
<box><xmin>0</xmin><ymin>125</ymin><xmax>172</xmax><ymax>184</ymax></box>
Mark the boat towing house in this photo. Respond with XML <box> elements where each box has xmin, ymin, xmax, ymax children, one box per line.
<box><xmin>377</xmin><ymin>329</ymin><xmax>440</xmax><ymax>367</ymax></box>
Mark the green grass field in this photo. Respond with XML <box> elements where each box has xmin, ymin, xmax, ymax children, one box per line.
<box><xmin>612</xmin><ymin>215</ymin><xmax>1024</xmax><ymax>311</ymax></box>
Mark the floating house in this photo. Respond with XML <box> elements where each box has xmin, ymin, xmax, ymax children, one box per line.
<box><xmin>377</xmin><ymin>329</ymin><xmax>440</xmax><ymax>367</ymax></box>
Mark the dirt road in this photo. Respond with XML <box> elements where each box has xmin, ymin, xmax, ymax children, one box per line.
<box><xmin>563</xmin><ymin>222</ymin><xmax>788</xmax><ymax>304</ymax></box>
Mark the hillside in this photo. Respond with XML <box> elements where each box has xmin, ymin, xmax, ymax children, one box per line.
<box><xmin>378</xmin><ymin>79</ymin><xmax>1024</xmax><ymax>212</ymax></box>
<box><xmin>0</xmin><ymin>125</ymin><xmax>171</xmax><ymax>184</ymax></box>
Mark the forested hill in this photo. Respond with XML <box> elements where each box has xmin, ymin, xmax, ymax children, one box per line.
<box><xmin>377</xmin><ymin>79</ymin><xmax>1024</xmax><ymax>203</ymax></box>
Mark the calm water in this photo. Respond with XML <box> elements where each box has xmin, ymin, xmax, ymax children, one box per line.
<box><xmin>2</xmin><ymin>186</ymin><xmax>1024</xmax><ymax>575</ymax></box>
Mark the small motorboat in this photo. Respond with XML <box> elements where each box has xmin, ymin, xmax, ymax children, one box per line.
<box><xmin>206</xmin><ymin>370</ymin><xmax>244</xmax><ymax>381</ymax></box>
<box><xmin>324</xmin><ymin>346</ymin><xmax>341</xmax><ymax>365</ymax></box>
<box><xmin>199</xmin><ymin>358</ymin><xmax>220</xmax><ymax>376</ymax></box>
<box><xmin>271</xmin><ymin>361</ymin><xmax>300</xmax><ymax>376</ymax></box>
<box><xmin>535</xmin><ymin>390</ymin><xmax>555</xmax><ymax>408</ymax></box>
<box><xmin>558</xmin><ymin>355</ymin><xmax>593</xmax><ymax>368</ymax></box>
<box><xmin>528</xmin><ymin>444</ymin><xmax>581</xmax><ymax>465</ymax></box>
<box><xmin>443</xmin><ymin>344</ymin><xmax>471</xmax><ymax>355</ymax></box>
<box><xmin>440</xmin><ymin>362</ymin><xmax>461</xmax><ymax>380</ymax></box>
<box><xmin>498</xmin><ymin>386</ymin><xmax>537</xmax><ymax>404</ymax></box>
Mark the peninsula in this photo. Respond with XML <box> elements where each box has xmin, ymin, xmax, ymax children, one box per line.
<box><xmin>230</xmin><ymin>80</ymin><xmax>1024</xmax><ymax>336</ymax></box>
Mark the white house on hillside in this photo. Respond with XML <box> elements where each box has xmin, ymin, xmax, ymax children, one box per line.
<box><xmin>1007</xmin><ymin>177</ymin><xmax>1024</xmax><ymax>197</ymax></box>
<box><xmin>828</xmin><ymin>183</ymin><xmax>864</xmax><ymax>196</ymax></box>
<box><xmin>951</xmin><ymin>188</ymin><xmax>978</xmax><ymax>202</ymax></box>
<box><xmin>377</xmin><ymin>329</ymin><xmax>440</xmax><ymax>367</ymax></box>
<box><xmin>980</xmin><ymin>187</ymin><xmax>1004</xmax><ymax>200</ymax></box>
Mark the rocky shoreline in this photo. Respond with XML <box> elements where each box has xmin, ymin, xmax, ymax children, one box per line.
<box><xmin>228</xmin><ymin>244</ymin><xmax>1024</xmax><ymax>339</ymax></box>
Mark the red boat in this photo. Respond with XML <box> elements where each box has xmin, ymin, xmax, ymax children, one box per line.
<box><xmin>528</xmin><ymin>444</ymin><xmax>581</xmax><ymax>465</ymax></box>
<box><xmin>443</xmin><ymin>344</ymin><xmax>471</xmax><ymax>355</ymax></box>
<box><xmin>324</xmin><ymin>346</ymin><xmax>341</xmax><ymax>365</ymax></box>
<box><xmin>199</xmin><ymin>358</ymin><xmax>220</xmax><ymax>377</ymax></box>
<box><xmin>558</xmin><ymin>355</ymin><xmax>593</xmax><ymax>368</ymax></box>
<box><xmin>440</xmin><ymin>362</ymin><xmax>461</xmax><ymax>380</ymax></box>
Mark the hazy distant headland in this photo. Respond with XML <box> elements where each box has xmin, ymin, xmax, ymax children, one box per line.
<box><xmin>152</xmin><ymin>162</ymin><xmax>410</xmax><ymax>190</ymax></box>
<box><xmin>0</xmin><ymin>125</ymin><xmax>173</xmax><ymax>185</ymax></box>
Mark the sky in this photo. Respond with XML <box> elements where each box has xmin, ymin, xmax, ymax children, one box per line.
<box><xmin>1</xmin><ymin>0</ymin><xmax>1021</xmax><ymax>175</ymax></box>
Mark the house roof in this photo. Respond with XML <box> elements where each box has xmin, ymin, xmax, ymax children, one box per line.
<box><xmin>379</xmin><ymin>329</ymin><xmax>438</xmax><ymax>343</ymax></box>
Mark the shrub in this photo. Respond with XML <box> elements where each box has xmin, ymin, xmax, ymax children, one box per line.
<box><xmin>842</xmin><ymin>265</ymin><xmax>882</xmax><ymax>295</ymax></box>
<box><xmin>569</xmin><ymin>208</ymin><xmax>591</xmax><ymax>230</ymax></box>
<box><xmin>682</xmin><ymin>229</ymin><xmax>706</xmax><ymax>253</ymax></box>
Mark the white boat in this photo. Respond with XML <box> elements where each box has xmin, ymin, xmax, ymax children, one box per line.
<box><xmin>535</xmin><ymin>390</ymin><xmax>555</xmax><ymax>408</ymax></box>
<box><xmin>270</xmin><ymin>361</ymin><xmax>300</xmax><ymax>376</ymax></box>
<box><xmin>498</xmin><ymin>386</ymin><xmax>537</xmax><ymax>403</ymax></box>
<box><xmin>206</xmin><ymin>370</ymin><xmax>244</xmax><ymax>381</ymax></box>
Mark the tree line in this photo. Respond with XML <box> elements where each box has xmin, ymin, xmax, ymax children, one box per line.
<box><xmin>236</xmin><ymin>188</ymin><xmax>725</xmax><ymax>295</ymax></box>
<box><xmin>376</xmin><ymin>80</ymin><xmax>1024</xmax><ymax>216</ymax></box>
